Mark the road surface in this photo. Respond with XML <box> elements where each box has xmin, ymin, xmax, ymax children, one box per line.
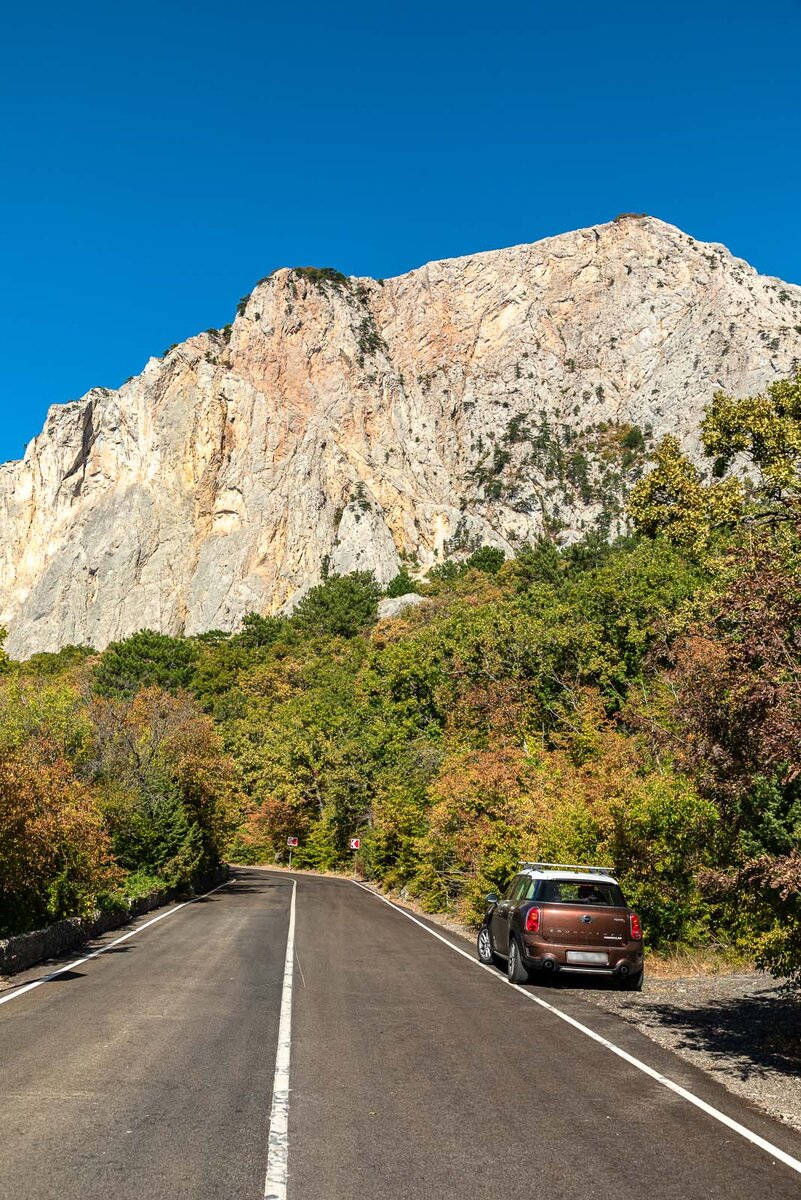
<box><xmin>1</xmin><ymin>868</ymin><xmax>800</xmax><ymax>1199</ymax></box>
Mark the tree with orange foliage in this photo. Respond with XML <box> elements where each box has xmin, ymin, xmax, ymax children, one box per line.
<box><xmin>0</xmin><ymin>744</ymin><xmax>120</xmax><ymax>935</ymax></box>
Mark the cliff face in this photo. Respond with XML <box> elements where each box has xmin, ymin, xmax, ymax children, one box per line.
<box><xmin>3</xmin><ymin>216</ymin><xmax>801</xmax><ymax>657</ymax></box>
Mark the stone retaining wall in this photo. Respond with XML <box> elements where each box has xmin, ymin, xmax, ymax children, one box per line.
<box><xmin>0</xmin><ymin>865</ymin><xmax>229</xmax><ymax>977</ymax></box>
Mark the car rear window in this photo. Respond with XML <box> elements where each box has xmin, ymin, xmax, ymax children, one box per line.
<box><xmin>538</xmin><ymin>880</ymin><xmax>626</xmax><ymax>907</ymax></box>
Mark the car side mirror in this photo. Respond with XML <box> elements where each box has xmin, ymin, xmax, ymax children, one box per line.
<box><xmin>486</xmin><ymin>892</ymin><xmax>499</xmax><ymax>904</ymax></box>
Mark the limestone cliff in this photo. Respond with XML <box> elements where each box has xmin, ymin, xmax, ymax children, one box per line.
<box><xmin>3</xmin><ymin>215</ymin><xmax>801</xmax><ymax>657</ymax></box>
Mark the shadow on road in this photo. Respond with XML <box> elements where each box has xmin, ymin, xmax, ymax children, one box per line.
<box><xmin>228</xmin><ymin>877</ymin><xmax>295</xmax><ymax>896</ymax></box>
<box><xmin>539</xmin><ymin>971</ymin><xmax>622</xmax><ymax>993</ymax></box>
<box><xmin>486</xmin><ymin>962</ymin><xmax>627</xmax><ymax>994</ymax></box>
<box><xmin>214</xmin><ymin>882</ymin><xmax>268</xmax><ymax>896</ymax></box>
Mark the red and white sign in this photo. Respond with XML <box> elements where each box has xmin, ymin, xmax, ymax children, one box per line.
<box><xmin>349</xmin><ymin>837</ymin><xmax>361</xmax><ymax>850</ymax></box>
<box><xmin>286</xmin><ymin>836</ymin><xmax>299</xmax><ymax>848</ymax></box>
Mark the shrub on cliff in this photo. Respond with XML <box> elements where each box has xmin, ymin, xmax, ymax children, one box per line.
<box><xmin>465</xmin><ymin>546</ymin><xmax>506</xmax><ymax>575</ymax></box>
<box><xmin>292</xmin><ymin>571</ymin><xmax>381</xmax><ymax>639</ymax></box>
<box><xmin>0</xmin><ymin>629</ymin><xmax>10</xmax><ymax>676</ymax></box>
<box><xmin>93</xmin><ymin>629</ymin><xmax>198</xmax><ymax>697</ymax></box>
<box><xmin>385</xmin><ymin>568</ymin><xmax>422</xmax><ymax>598</ymax></box>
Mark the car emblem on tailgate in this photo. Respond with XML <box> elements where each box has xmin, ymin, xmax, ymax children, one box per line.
<box><xmin>581</xmin><ymin>914</ymin><xmax>593</xmax><ymax>924</ymax></box>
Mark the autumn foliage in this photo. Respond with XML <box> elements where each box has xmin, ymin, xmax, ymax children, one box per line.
<box><xmin>0</xmin><ymin>672</ymin><xmax>239</xmax><ymax>936</ymax></box>
<box><xmin>0</xmin><ymin>745</ymin><xmax>120</xmax><ymax>932</ymax></box>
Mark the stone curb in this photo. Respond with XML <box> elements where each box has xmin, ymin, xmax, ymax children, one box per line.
<box><xmin>0</xmin><ymin>864</ymin><xmax>229</xmax><ymax>976</ymax></box>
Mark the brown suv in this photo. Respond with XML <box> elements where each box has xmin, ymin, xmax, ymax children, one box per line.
<box><xmin>477</xmin><ymin>862</ymin><xmax>644</xmax><ymax>990</ymax></box>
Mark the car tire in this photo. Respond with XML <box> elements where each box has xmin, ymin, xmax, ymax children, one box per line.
<box><xmin>476</xmin><ymin>925</ymin><xmax>495</xmax><ymax>965</ymax></box>
<box><xmin>620</xmin><ymin>968</ymin><xmax>644</xmax><ymax>992</ymax></box>
<box><xmin>507</xmin><ymin>936</ymin><xmax>530</xmax><ymax>984</ymax></box>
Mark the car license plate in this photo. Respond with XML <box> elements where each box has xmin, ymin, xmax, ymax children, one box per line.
<box><xmin>566</xmin><ymin>950</ymin><xmax>609</xmax><ymax>965</ymax></box>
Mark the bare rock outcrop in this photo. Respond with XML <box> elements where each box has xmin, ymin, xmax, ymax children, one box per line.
<box><xmin>2</xmin><ymin>216</ymin><xmax>801</xmax><ymax>656</ymax></box>
<box><xmin>377</xmin><ymin>594</ymin><xmax>428</xmax><ymax>621</ymax></box>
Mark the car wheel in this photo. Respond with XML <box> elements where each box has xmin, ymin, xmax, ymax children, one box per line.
<box><xmin>620</xmin><ymin>968</ymin><xmax>644</xmax><ymax>992</ymax></box>
<box><xmin>476</xmin><ymin>925</ymin><xmax>494</xmax><ymax>965</ymax></box>
<box><xmin>507</xmin><ymin>937</ymin><xmax>530</xmax><ymax>984</ymax></box>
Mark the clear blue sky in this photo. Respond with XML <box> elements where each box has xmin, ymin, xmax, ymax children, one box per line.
<box><xmin>2</xmin><ymin>0</ymin><xmax>800</xmax><ymax>462</ymax></box>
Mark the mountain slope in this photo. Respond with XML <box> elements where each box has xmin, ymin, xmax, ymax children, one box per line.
<box><xmin>3</xmin><ymin>215</ymin><xmax>801</xmax><ymax>657</ymax></box>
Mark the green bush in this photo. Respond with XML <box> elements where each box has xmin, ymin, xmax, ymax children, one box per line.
<box><xmin>621</xmin><ymin>425</ymin><xmax>645</xmax><ymax>452</ymax></box>
<box><xmin>465</xmin><ymin>546</ymin><xmax>506</xmax><ymax>575</ymax></box>
<box><xmin>292</xmin><ymin>266</ymin><xmax>348</xmax><ymax>288</ymax></box>
<box><xmin>236</xmin><ymin>612</ymin><xmax>288</xmax><ymax>648</ymax></box>
<box><xmin>292</xmin><ymin>572</ymin><xmax>381</xmax><ymax>638</ymax></box>
<box><xmin>93</xmin><ymin>630</ymin><xmax>198</xmax><ymax>697</ymax></box>
<box><xmin>385</xmin><ymin>569</ymin><xmax>422</xmax><ymax>598</ymax></box>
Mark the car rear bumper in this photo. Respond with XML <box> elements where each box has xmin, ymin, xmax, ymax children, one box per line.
<box><xmin>521</xmin><ymin>939</ymin><xmax>643</xmax><ymax>977</ymax></box>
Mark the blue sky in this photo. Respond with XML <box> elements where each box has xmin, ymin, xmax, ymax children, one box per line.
<box><xmin>1</xmin><ymin>1</ymin><xmax>800</xmax><ymax>462</ymax></box>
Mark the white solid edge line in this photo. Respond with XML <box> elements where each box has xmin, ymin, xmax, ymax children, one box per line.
<box><xmin>353</xmin><ymin>881</ymin><xmax>801</xmax><ymax>1179</ymax></box>
<box><xmin>264</xmin><ymin>877</ymin><xmax>296</xmax><ymax>1200</ymax></box>
<box><xmin>0</xmin><ymin>877</ymin><xmax>236</xmax><ymax>1008</ymax></box>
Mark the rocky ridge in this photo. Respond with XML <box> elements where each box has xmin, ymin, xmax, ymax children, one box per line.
<box><xmin>3</xmin><ymin>215</ymin><xmax>801</xmax><ymax>656</ymax></box>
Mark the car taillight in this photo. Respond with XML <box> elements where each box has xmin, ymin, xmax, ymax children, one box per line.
<box><xmin>525</xmin><ymin>906</ymin><xmax>540</xmax><ymax>933</ymax></box>
<box><xmin>630</xmin><ymin>912</ymin><xmax>642</xmax><ymax>940</ymax></box>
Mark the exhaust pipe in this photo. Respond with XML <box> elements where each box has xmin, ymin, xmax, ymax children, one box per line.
<box><xmin>616</xmin><ymin>963</ymin><xmax>630</xmax><ymax>978</ymax></box>
<box><xmin>542</xmin><ymin>956</ymin><xmax>558</xmax><ymax>971</ymax></box>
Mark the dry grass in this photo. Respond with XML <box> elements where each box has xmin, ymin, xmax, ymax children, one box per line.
<box><xmin>646</xmin><ymin>944</ymin><xmax>752</xmax><ymax>979</ymax></box>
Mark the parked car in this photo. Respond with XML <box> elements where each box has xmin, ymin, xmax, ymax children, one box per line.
<box><xmin>476</xmin><ymin>862</ymin><xmax>644</xmax><ymax>990</ymax></box>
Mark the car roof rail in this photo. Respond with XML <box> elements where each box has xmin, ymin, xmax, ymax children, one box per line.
<box><xmin>518</xmin><ymin>861</ymin><xmax>616</xmax><ymax>876</ymax></box>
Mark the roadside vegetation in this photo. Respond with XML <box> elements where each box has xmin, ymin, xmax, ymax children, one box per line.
<box><xmin>1</xmin><ymin>375</ymin><xmax>800</xmax><ymax>988</ymax></box>
<box><xmin>0</xmin><ymin>671</ymin><xmax>241</xmax><ymax>936</ymax></box>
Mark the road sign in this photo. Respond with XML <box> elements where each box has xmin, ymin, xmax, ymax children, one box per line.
<box><xmin>286</xmin><ymin>837</ymin><xmax>299</xmax><ymax>847</ymax></box>
<box><xmin>349</xmin><ymin>837</ymin><xmax>361</xmax><ymax>850</ymax></box>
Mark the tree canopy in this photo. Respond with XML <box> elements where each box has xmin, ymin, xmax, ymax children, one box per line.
<box><xmin>93</xmin><ymin>629</ymin><xmax>198</xmax><ymax>697</ymax></box>
<box><xmin>292</xmin><ymin>571</ymin><xmax>381</xmax><ymax>638</ymax></box>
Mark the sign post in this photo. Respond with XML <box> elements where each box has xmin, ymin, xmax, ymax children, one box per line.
<box><xmin>286</xmin><ymin>835</ymin><xmax>299</xmax><ymax>868</ymax></box>
<box><xmin>349</xmin><ymin>836</ymin><xmax>361</xmax><ymax>880</ymax></box>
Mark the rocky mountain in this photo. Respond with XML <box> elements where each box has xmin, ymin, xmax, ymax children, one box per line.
<box><xmin>3</xmin><ymin>215</ymin><xmax>801</xmax><ymax>657</ymax></box>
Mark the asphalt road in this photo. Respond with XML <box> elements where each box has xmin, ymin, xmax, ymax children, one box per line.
<box><xmin>1</xmin><ymin>868</ymin><xmax>800</xmax><ymax>1199</ymax></box>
